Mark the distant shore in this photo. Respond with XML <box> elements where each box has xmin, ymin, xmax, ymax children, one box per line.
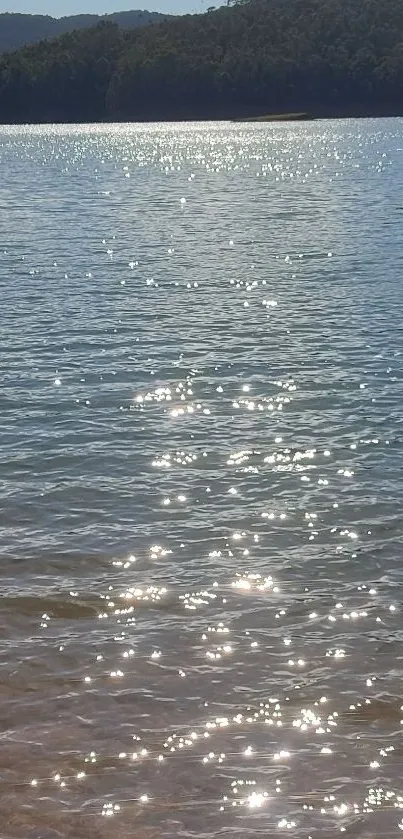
<box><xmin>2</xmin><ymin>108</ymin><xmax>403</xmax><ymax>126</ymax></box>
<box><xmin>234</xmin><ymin>112</ymin><xmax>313</xmax><ymax>122</ymax></box>
<box><xmin>1</xmin><ymin>0</ymin><xmax>403</xmax><ymax>130</ymax></box>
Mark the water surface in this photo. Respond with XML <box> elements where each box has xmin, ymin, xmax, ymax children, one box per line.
<box><xmin>1</xmin><ymin>120</ymin><xmax>403</xmax><ymax>838</ymax></box>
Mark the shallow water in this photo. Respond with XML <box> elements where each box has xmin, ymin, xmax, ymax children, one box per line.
<box><xmin>1</xmin><ymin>119</ymin><xmax>403</xmax><ymax>838</ymax></box>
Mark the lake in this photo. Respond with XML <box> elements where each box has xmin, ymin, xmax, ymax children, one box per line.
<box><xmin>1</xmin><ymin>119</ymin><xmax>403</xmax><ymax>838</ymax></box>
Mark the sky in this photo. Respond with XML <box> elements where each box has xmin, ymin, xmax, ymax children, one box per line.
<box><xmin>0</xmin><ymin>0</ymin><xmax>209</xmax><ymax>14</ymax></box>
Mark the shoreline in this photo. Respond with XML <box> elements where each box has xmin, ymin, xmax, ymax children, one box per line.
<box><xmin>1</xmin><ymin>110</ymin><xmax>403</xmax><ymax>126</ymax></box>
<box><xmin>234</xmin><ymin>112</ymin><xmax>313</xmax><ymax>122</ymax></box>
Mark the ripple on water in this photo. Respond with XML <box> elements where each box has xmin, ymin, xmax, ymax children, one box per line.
<box><xmin>1</xmin><ymin>119</ymin><xmax>403</xmax><ymax>837</ymax></box>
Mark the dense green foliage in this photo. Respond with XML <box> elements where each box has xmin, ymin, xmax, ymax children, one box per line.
<box><xmin>0</xmin><ymin>10</ymin><xmax>169</xmax><ymax>54</ymax></box>
<box><xmin>1</xmin><ymin>0</ymin><xmax>403</xmax><ymax>123</ymax></box>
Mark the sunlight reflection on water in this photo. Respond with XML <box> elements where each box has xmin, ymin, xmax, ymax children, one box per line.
<box><xmin>1</xmin><ymin>120</ymin><xmax>403</xmax><ymax>837</ymax></box>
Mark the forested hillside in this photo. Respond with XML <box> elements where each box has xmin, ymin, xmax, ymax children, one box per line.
<box><xmin>1</xmin><ymin>0</ymin><xmax>403</xmax><ymax>123</ymax></box>
<box><xmin>0</xmin><ymin>10</ymin><xmax>169</xmax><ymax>54</ymax></box>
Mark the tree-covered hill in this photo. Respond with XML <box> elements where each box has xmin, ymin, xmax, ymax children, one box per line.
<box><xmin>1</xmin><ymin>0</ymin><xmax>403</xmax><ymax>123</ymax></box>
<box><xmin>0</xmin><ymin>10</ymin><xmax>170</xmax><ymax>54</ymax></box>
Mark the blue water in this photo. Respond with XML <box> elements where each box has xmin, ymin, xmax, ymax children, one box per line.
<box><xmin>1</xmin><ymin>120</ymin><xmax>403</xmax><ymax>838</ymax></box>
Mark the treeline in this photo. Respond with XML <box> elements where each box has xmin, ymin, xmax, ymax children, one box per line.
<box><xmin>1</xmin><ymin>0</ymin><xmax>403</xmax><ymax>123</ymax></box>
<box><xmin>0</xmin><ymin>10</ymin><xmax>169</xmax><ymax>54</ymax></box>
